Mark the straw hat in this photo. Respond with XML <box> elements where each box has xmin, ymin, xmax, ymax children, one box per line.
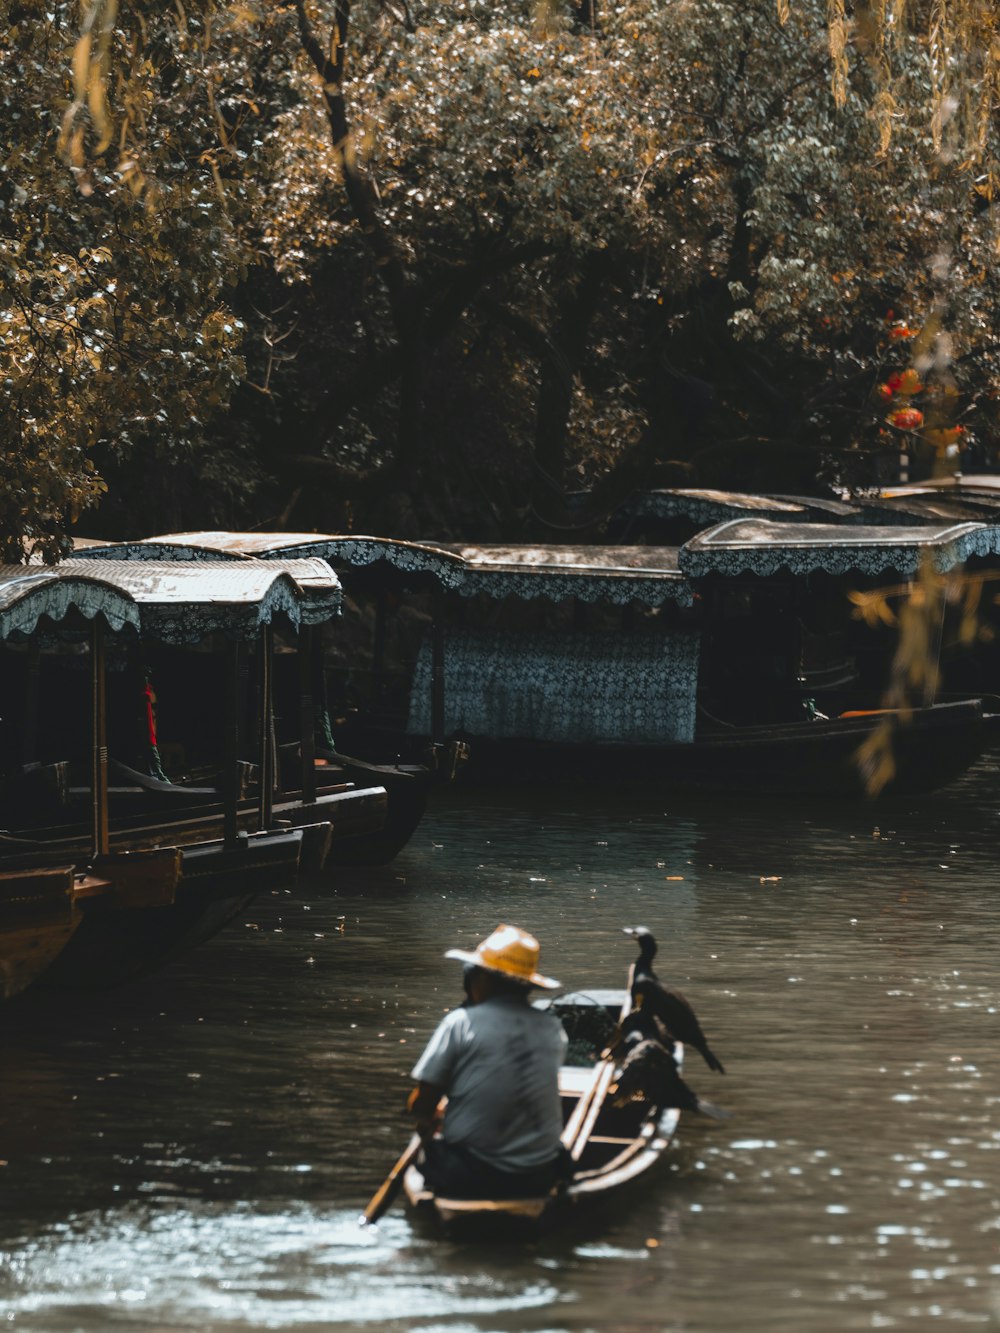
<box><xmin>445</xmin><ymin>923</ymin><xmax>561</xmax><ymax>990</ymax></box>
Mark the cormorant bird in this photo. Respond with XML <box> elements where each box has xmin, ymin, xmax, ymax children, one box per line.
<box><xmin>610</xmin><ymin>1028</ymin><xmax>730</xmax><ymax>1120</ymax></box>
<box><xmin>600</xmin><ymin>999</ymin><xmax>667</xmax><ymax>1063</ymax></box>
<box><xmin>623</xmin><ymin>926</ymin><xmax>726</xmax><ymax>1074</ymax></box>
<box><xmin>623</xmin><ymin>925</ymin><xmax>660</xmax><ymax>985</ymax></box>
<box><xmin>618</xmin><ymin>1005</ymin><xmax>670</xmax><ymax>1048</ymax></box>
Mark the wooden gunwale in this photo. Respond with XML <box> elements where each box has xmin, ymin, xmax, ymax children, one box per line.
<box><xmin>0</xmin><ymin>786</ymin><xmax>384</xmax><ymax>867</ymax></box>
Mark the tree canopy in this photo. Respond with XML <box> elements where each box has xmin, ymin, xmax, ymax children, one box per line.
<box><xmin>2</xmin><ymin>0</ymin><xmax>999</xmax><ymax>552</ymax></box>
<box><xmin>1</xmin><ymin>0</ymin><xmax>262</xmax><ymax>558</ymax></box>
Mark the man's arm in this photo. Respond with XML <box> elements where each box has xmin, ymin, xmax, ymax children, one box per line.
<box><xmin>406</xmin><ymin>1081</ymin><xmax>444</xmax><ymax>1139</ymax></box>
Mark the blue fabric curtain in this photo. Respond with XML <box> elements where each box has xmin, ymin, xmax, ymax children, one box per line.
<box><xmin>407</xmin><ymin>627</ymin><xmax>700</xmax><ymax>745</ymax></box>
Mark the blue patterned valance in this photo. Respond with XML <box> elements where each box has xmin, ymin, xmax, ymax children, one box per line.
<box><xmin>118</xmin><ymin>532</ymin><xmax>471</xmax><ymax>590</ymax></box>
<box><xmin>407</xmin><ymin>627</ymin><xmax>700</xmax><ymax>745</ymax></box>
<box><xmin>259</xmin><ymin>559</ymin><xmax>343</xmax><ymax>625</ymax></box>
<box><xmin>439</xmin><ymin>545</ymin><xmax>693</xmax><ymax>607</ymax></box>
<box><xmin>264</xmin><ymin>536</ymin><xmax>470</xmax><ymax>591</ymax></box>
<box><xmin>57</xmin><ymin>559</ymin><xmax>341</xmax><ymax>641</ymax></box>
<box><xmin>678</xmin><ymin>519</ymin><xmax>1000</xmax><ymax>578</ymax></box>
<box><xmin>854</xmin><ymin>496</ymin><xmax>992</xmax><ymax>526</ymax></box>
<box><xmin>72</xmin><ymin>538</ymin><xmax>249</xmax><ymax>563</ymax></box>
<box><xmin>453</xmin><ymin>566</ymin><xmax>691</xmax><ymax>605</ymax></box>
<box><xmin>77</xmin><ymin>533</ymin><xmax>693</xmax><ymax>607</ymax></box>
<box><xmin>0</xmin><ymin>566</ymin><xmax>141</xmax><ymax>641</ymax></box>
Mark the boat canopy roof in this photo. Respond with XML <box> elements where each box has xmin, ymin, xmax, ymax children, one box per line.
<box><xmin>75</xmin><ymin>510</ymin><xmax>1000</xmax><ymax>593</ymax></box>
<box><xmin>72</xmin><ymin>535</ymin><xmax>251</xmax><ymax>562</ymax></box>
<box><xmin>877</xmin><ymin>486</ymin><xmax>1000</xmax><ymax>518</ymax></box>
<box><xmin>616</xmin><ymin>488</ymin><xmax>809</xmax><ymax>526</ymax></box>
<box><xmin>889</xmin><ymin>474</ymin><xmax>1000</xmax><ymax>493</ymax></box>
<box><xmin>852</xmin><ymin>493</ymin><xmax>992</xmax><ymax>525</ymax></box>
<box><xmin>679</xmin><ymin>519</ymin><xmax>1000</xmax><ymax>578</ymax></box>
<box><xmin>74</xmin><ymin>533</ymin><xmax>694</xmax><ymax>607</ymax></box>
<box><xmin>77</xmin><ymin>532</ymin><xmax>470</xmax><ymax>590</ymax></box>
<box><xmin>57</xmin><ymin>558</ymin><xmax>341</xmax><ymax>640</ymax></box>
<box><xmin>0</xmin><ymin>565</ymin><xmax>141</xmax><ymax>642</ymax></box>
<box><xmin>760</xmin><ymin>494</ymin><xmax>861</xmax><ymax>520</ymax></box>
<box><xmin>434</xmin><ymin>544</ymin><xmax>691</xmax><ymax>606</ymax></box>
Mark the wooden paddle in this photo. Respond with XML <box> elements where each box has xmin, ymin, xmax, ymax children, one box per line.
<box><xmin>358</xmin><ymin>1132</ymin><xmax>422</xmax><ymax>1227</ymax></box>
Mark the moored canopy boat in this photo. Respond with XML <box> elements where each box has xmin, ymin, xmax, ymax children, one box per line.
<box><xmin>402</xmin><ymin>988</ymin><xmax>682</xmax><ymax>1233</ymax></box>
<box><xmin>73</xmin><ymin>535</ymin><xmax>436</xmax><ymax>862</ymax></box>
<box><xmin>74</xmin><ymin>524</ymin><xmax>1000</xmax><ymax>799</ymax></box>
<box><xmin>0</xmin><ymin>557</ymin><xmax>388</xmax><ymax>999</ymax></box>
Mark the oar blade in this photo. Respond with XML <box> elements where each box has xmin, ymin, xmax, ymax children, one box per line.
<box><xmin>359</xmin><ymin>1133</ymin><xmax>422</xmax><ymax>1228</ymax></box>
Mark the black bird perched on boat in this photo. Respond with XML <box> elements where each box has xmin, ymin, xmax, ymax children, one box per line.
<box><xmin>623</xmin><ymin>925</ymin><xmax>660</xmax><ymax>984</ymax></box>
<box><xmin>618</xmin><ymin>1005</ymin><xmax>670</xmax><ymax>1048</ymax></box>
<box><xmin>623</xmin><ymin>926</ymin><xmax>726</xmax><ymax>1074</ymax></box>
<box><xmin>600</xmin><ymin>999</ymin><xmax>668</xmax><ymax>1063</ymax></box>
<box><xmin>610</xmin><ymin>1030</ymin><xmax>730</xmax><ymax>1120</ymax></box>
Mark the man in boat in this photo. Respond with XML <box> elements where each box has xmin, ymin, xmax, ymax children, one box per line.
<box><xmin>407</xmin><ymin>923</ymin><xmax>569</xmax><ymax>1200</ymax></box>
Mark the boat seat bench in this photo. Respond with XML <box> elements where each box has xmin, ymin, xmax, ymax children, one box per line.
<box><xmin>559</xmin><ymin>1068</ymin><xmax>599</xmax><ymax>1095</ymax></box>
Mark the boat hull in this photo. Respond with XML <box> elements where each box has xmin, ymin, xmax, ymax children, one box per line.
<box><xmin>0</xmin><ymin>782</ymin><xmax>387</xmax><ymax>998</ymax></box>
<box><xmin>38</xmin><ymin>829</ymin><xmax>305</xmax><ymax>989</ymax></box>
<box><xmin>318</xmin><ymin>754</ymin><xmax>428</xmax><ymax>866</ymax></box>
<box><xmin>5</xmin><ymin>785</ymin><xmax>387</xmax><ymax>873</ymax></box>
<box><xmin>0</xmin><ymin>866</ymin><xmax>80</xmax><ymax>1001</ymax></box>
<box><xmin>452</xmin><ymin>698</ymin><xmax>988</xmax><ymax>798</ymax></box>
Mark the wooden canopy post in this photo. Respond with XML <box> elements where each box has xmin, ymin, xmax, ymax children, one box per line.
<box><xmin>372</xmin><ymin>592</ymin><xmax>387</xmax><ymax>703</ymax></box>
<box><xmin>299</xmin><ymin>624</ymin><xmax>317</xmax><ymax>804</ymax></box>
<box><xmin>310</xmin><ymin>627</ymin><xmax>336</xmax><ymax>753</ymax></box>
<box><xmin>924</xmin><ymin>574</ymin><xmax>946</xmax><ymax>708</ymax></box>
<box><xmin>430</xmin><ymin>591</ymin><xmax>445</xmax><ymax>746</ymax></box>
<box><xmin>22</xmin><ymin>639</ymin><xmax>40</xmax><ymax>765</ymax></box>
<box><xmin>223</xmin><ymin>641</ymin><xmax>241</xmax><ymax>848</ymax></box>
<box><xmin>90</xmin><ymin>618</ymin><xmax>110</xmax><ymax>859</ymax></box>
<box><xmin>257</xmin><ymin>625</ymin><xmax>275</xmax><ymax>830</ymax></box>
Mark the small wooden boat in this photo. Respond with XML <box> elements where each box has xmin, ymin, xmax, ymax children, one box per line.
<box><xmin>456</xmin><ymin>696</ymin><xmax>990</xmax><ymax>797</ymax></box>
<box><xmin>402</xmin><ymin>987</ymin><xmax>682</xmax><ymax>1234</ymax></box>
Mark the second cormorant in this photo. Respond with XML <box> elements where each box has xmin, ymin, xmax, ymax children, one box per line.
<box><xmin>623</xmin><ymin>926</ymin><xmax>726</xmax><ymax>1074</ymax></box>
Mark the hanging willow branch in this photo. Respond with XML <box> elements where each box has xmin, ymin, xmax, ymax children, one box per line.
<box><xmin>928</xmin><ymin>0</ymin><xmax>954</xmax><ymax>155</ymax></box>
<box><xmin>783</xmin><ymin>0</ymin><xmax>998</xmax><ymax>162</ymax></box>
<box><xmin>59</xmin><ymin>0</ymin><xmax>118</xmax><ymax>189</ymax></box>
<box><xmin>827</xmin><ymin>0</ymin><xmax>849</xmax><ymax>108</ymax></box>
<box><xmin>849</xmin><ymin>564</ymin><xmax>994</xmax><ymax>797</ymax></box>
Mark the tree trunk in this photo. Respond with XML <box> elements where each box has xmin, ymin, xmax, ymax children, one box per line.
<box><xmin>530</xmin><ymin>252</ymin><xmax>612</xmax><ymax>524</ymax></box>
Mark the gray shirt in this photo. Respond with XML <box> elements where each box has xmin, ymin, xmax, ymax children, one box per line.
<box><xmin>411</xmin><ymin>994</ymin><xmax>568</xmax><ymax>1172</ymax></box>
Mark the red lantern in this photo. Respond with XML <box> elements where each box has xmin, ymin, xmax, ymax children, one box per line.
<box><xmin>889</xmin><ymin>408</ymin><xmax>924</xmax><ymax>430</ymax></box>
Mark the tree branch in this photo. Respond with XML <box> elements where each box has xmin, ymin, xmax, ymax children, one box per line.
<box><xmin>294</xmin><ymin>0</ymin><xmax>411</xmax><ymax>322</ymax></box>
<box><xmin>298</xmin><ymin>242</ymin><xmax>559</xmax><ymax>451</ymax></box>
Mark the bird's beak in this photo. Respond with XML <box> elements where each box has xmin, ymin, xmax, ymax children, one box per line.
<box><xmin>622</xmin><ymin>927</ymin><xmax>637</xmax><ymax>937</ymax></box>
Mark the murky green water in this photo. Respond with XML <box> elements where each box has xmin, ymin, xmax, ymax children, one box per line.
<box><xmin>2</xmin><ymin>759</ymin><xmax>1000</xmax><ymax>1331</ymax></box>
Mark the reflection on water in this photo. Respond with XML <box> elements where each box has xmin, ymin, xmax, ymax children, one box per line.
<box><xmin>3</xmin><ymin>756</ymin><xmax>1000</xmax><ymax>1330</ymax></box>
<box><xmin>3</xmin><ymin>1204</ymin><xmax>564</xmax><ymax>1329</ymax></box>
